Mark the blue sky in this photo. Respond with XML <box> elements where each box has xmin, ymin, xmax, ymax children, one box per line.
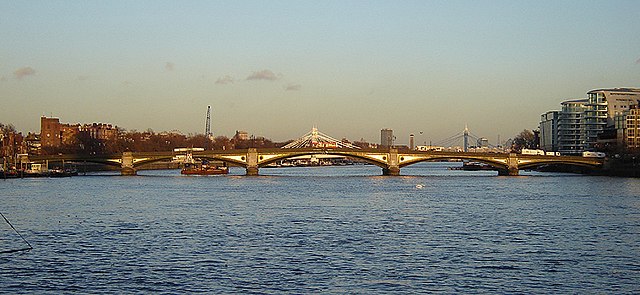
<box><xmin>1</xmin><ymin>0</ymin><xmax>639</xmax><ymax>145</ymax></box>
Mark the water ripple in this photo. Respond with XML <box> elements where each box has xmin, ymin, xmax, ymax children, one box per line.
<box><xmin>1</xmin><ymin>165</ymin><xmax>639</xmax><ymax>293</ymax></box>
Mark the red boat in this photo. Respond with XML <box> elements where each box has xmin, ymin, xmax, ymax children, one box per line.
<box><xmin>181</xmin><ymin>162</ymin><xmax>229</xmax><ymax>175</ymax></box>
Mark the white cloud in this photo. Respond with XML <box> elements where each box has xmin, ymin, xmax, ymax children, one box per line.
<box><xmin>246</xmin><ymin>69</ymin><xmax>279</xmax><ymax>81</ymax></box>
<box><xmin>215</xmin><ymin>75</ymin><xmax>234</xmax><ymax>85</ymax></box>
<box><xmin>14</xmin><ymin>66</ymin><xmax>36</xmax><ymax>79</ymax></box>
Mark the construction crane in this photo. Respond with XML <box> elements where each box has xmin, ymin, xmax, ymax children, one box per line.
<box><xmin>205</xmin><ymin>106</ymin><xmax>212</xmax><ymax>150</ymax></box>
<box><xmin>205</xmin><ymin>105</ymin><xmax>212</xmax><ymax>138</ymax></box>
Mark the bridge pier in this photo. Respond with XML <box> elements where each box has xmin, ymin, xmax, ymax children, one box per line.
<box><xmin>382</xmin><ymin>166</ymin><xmax>400</xmax><ymax>176</ymax></box>
<box><xmin>382</xmin><ymin>148</ymin><xmax>401</xmax><ymax>176</ymax></box>
<box><xmin>121</xmin><ymin>152</ymin><xmax>137</xmax><ymax>176</ymax></box>
<box><xmin>245</xmin><ymin>166</ymin><xmax>259</xmax><ymax>176</ymax></box>
<box><xmin>245</xmin><ymin>148</ymin><xmax>259</xmax><ymax>176</ymax></box>
<box><xmin>497</xmin><ymin>168</ymin><xmax>519</xmax><ymax>176</ymax></box>
<box><xmin>121</xmin><ymin>167</ymin><xmax>137</xmax><ymax>176</ymax></box>
<box><xmin>498</xmin><ymin>153</ymin><xmax>519</xmax><ymax>176</ymax></box>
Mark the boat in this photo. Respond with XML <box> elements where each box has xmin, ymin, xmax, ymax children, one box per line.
<box><xmin>49</xmin><ymin>168</ymin><xmax>79</xmax><ymax>177</ymax></box>
<box><xmin>2</xmin><ymin>169</ymin><xmax>20</xmax><ymax>179</ymax></box>
<box><xmin>23</xmin><ymin>169</ymin><xmax>48</xmax><ymax>177</ymax></box>
<box><xmin>21</xmin><ymin>163</ymin><xmax>49</xmax><ymax>177</ymax></box>
<box><xmin>449</xmin><ymin>161</ymin><xmax>494</xmax><ymax>171</ymax></box>
<box><xmin>181</xmin><ymin>161</ymin><xmax>229</xmax><ymax>175</ymax></box>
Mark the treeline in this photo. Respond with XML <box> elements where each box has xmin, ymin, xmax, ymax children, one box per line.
<box><xmin>42</xmin><ymin>129</ymin><xmax>281</xmax><ymax>155</ymax></box>
<box><xmin>0</xmin><ymin>123</ymin><xmax>17</xmax><ymax>135</ymax></box>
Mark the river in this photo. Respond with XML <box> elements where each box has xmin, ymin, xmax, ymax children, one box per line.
<box><xmin>1</xmin><ymin>163</ymin><xmax>639</xmax><ymax>294</ymax></box>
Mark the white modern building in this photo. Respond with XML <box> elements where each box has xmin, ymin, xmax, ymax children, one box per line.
<box><xmin>539</xmin><ymin>110</ymin><xmax>559</xmax><ymax>152</ymax></box>
<box><xmin>540</xmin><ymin>99</ymin><xmax>587</xmax><ymax>155</ymax></box>
<box><xmin>540</xmin><ymin>88</ymin><xmax>640</xmax><ymax>155</ymax></box>
<box><xmin>585</xmin><ymin>88</ymin><xmax>640</xmax><ymax>149</ymax></box>
<box><xmin>557</xmin><ymin>99</ymin><xmax>588</xmax><ymax>155</ymax></box>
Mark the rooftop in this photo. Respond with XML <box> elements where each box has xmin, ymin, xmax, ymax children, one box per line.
<box><xmin>561</xmin><ymin>98</ymin><xmax>588</xmax><ymax>104</ymax></box>
<box><xmin>587</xmin><ymin>88</ymin><xmax>640</xmax><ymax>94</ymax></box>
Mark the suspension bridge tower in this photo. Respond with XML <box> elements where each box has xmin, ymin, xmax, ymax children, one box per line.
<box><xmin>463</xmin><ymin>125</ymin><xmax>469</xmax><ymax>152</ymax></box>
<box><xmin>282</xmin><ymin>127</ymin><xmax>360</xmax><ymax>149</ymax></box>
<box><xmin>431</xmin><ymin>125</ymin><xmax>498</xmax><ymax>152</ymax></box>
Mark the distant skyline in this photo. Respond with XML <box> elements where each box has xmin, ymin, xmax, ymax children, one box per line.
<box><xmin>2</xmin><ymin>1</ymin><xmax>639</xmax><ymax>145</ymax></box>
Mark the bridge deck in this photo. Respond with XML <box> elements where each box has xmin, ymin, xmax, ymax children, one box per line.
<box><xmin>27</xmin><ymin>148</ymin><xmax>604</xmax><ymax>176</ymax></box>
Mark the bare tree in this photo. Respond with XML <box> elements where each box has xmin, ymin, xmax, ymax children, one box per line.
<box><xmin>0</xmin><ymin>123</ymin><xmax>17</xmax><ymax>135</ymax></box>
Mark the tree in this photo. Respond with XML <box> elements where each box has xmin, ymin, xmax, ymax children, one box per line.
<box><xmin>0</xmin><ymin>123</ymin><xmax>16</xmax><ymax>135</ymax></box>
<box><xmin>212</xmin><ymin>136</ymin><xmax>232</xmax><ymax>150</ymax></box>
<box><xmin>512</xmin><ymin>129</ymin><xmax>536</xmax><ymax>152</ymax></box>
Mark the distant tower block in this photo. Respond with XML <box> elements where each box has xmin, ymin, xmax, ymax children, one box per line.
<box><xmin>410</xmin><ymin>133</ymin><xmax>415</xmax><ymax>150</ymax></box>
<box><xmin>381</xmin><ymin>129</ymin><xmax>393</xmax><ymax>147</ymax></box>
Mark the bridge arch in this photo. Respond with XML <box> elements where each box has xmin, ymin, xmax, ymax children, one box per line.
<box><xmin>50</xmin><ymin>158</ymin><xmax>123</xmax><ymax>168</ymax></box>
<box><xmin>254</xmin><ymin>150</ymin><xmax>390</xmax><ymax>169</ymax></box>
<box><xmin>185</xmin><ymin>155</ymin><xmax>248</xmax><ymax>167</ymax></box>
<box><xmin>399</xmin><ymin>155</ymin><xmax>508</xmax><ymax>171</ymax></box>
<box><xmin>517</xmin><ymin>159</ymin><xmax>602</xmax><ymax>171</ymax></box>
<box><xmin>130</xmin><ymin>156</ymin><xmax>176</xmax><ymax>169</ymax></box>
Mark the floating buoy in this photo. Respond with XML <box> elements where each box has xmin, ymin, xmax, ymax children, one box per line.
<box><xmin>415</xmin><ymin>184</ymin><xmax>424</xmax><ymax>189</ymax></box>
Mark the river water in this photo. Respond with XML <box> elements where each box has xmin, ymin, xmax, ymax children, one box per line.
<box><xmin>1</xmin><ymin>163</ymin><xmax>639</xmax><ymax>294</ymax></box>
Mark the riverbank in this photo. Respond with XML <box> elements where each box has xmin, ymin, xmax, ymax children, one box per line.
<box><xmin>600</xmin><ymin>156</ymin><xmax>640</xmax><ymax>177</ymax></box>
<box><xmin>534</xmin><ymin>156</ymin><xmax>640</xmax><ymax>177</ymax></box>
<box><xmin>1</xmin><ymin>161</ymin><xmax>181</xmax><ymax>178</ymax></box>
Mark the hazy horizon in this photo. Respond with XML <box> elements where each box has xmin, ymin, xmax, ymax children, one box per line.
<box><xmin>2</xmin><ymin>1</ymin><xmax>639</xmax><ymax>145</ymax></box>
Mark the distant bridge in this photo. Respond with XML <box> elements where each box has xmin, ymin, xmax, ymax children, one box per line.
<box><xmin>28</xmin><ymin>148</ymin><xmax>604</xmax><ymax>176</ymax></box>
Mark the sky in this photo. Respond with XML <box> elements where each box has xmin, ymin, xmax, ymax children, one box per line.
<box><xmin>1</xmin><ymin>0</ymin><xmax>639</xmax><ymax>145</ymax></box>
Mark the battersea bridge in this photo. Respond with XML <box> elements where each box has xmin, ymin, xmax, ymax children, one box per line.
<box><xmin>28</xmin><ymin>147</ymin><xmax>604</xmax><ymax>176</ymax></box>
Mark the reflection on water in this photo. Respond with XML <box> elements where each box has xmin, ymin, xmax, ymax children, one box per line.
<box><xmin>1</xmin><ymin>163</ymin><xmax>639</xmax><ymax>293</ymax></box>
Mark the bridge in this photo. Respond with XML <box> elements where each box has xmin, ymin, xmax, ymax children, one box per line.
<box><xmin>27</xmin><ymin>148</ymin><xmax>604</xmax><ymax>176</ymax></box>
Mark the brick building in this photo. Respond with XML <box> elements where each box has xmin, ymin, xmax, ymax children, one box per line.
<box><xmin>40</xmin><ymin>116</ymin><xmax>118</xmax><ymax>149</ymax></box>
<box><xmin>624</xmin><ymin>108</ymin><xmax>640</xmax><ymax>149</ymax></box>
